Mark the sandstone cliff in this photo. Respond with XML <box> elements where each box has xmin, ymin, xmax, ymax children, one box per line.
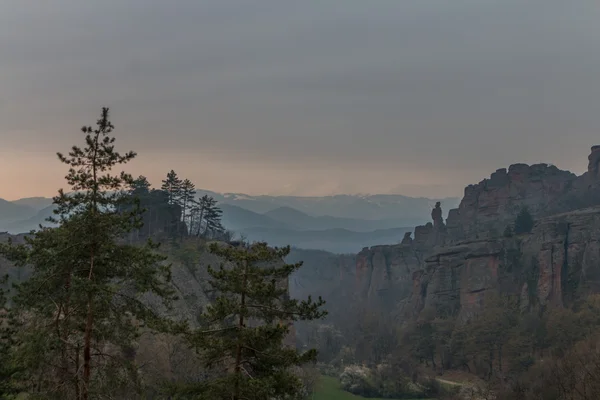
<box><xmin>356</xmin><ymin>146</ymin><xmax>600</xmax><ymax>321</ymax></box>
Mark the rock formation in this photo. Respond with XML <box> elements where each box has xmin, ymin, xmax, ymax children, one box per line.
<box><xmin>355</xmin><ymin>146</ymin><xmax>600</xmax><ymax>321</ymax></box>
<box><xmin>401</xmin><ymin>232</ymin><xmax>413</xmax><ymax>245</ymax></box>
<box><xmin>588</xmin><ymin>145</ymin><xmax>600</xmax><ymax>180</ymax></box>
<box><xmin>431</xmin><ymin>202</ymin><xmax>445</xmax><ymax>229</ymax></box>
<box><xmin>445</xmin><ymin>163</ymin><xmax>576</xmax><ymax>241</ymax></box>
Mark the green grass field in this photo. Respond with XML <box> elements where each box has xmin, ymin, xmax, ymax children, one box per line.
<box><xmin>312</xmin><ymin>375</ymin><xmax>435</xmax><ymax>400</ymax></box>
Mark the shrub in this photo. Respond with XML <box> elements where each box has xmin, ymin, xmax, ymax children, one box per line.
<box><xmin>339</xmin><ymin>365</ymin><xmax>378</xmax><ymax>396</ymax></box>
<box><xmin>514</xmin><ymin>207</ymin><xmax>534</xmax><ymax>234</ymax></box>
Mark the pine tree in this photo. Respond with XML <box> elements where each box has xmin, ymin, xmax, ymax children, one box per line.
<box><xmin>180</xmin><ymin>242</ymin><xmax>326</xmax><ymax>400</ymax></box>
<box><xmin>179</xmin><ymin>179</ymin><xmax>197</xmax><ymax>233</ymax></box>
<box><xmin>202</xmin><ymin>197</ymin><xmax>224</xmax><ymax>238</ymax></box>
<box><xmin>126</xmin><ymin>176</ymin><xmax>153</xmax><ymax>241</ymax></box>
<box><xmin>0</xmin><ymin>108</ymin><xmax>175</xmax><ymax>399</ymax></box>
<box><xmin>190</xmin><ymin>195</ymin><xmax>224</xmax><ymax>238</ymax></box>
<box><xmin>130</xmin><ymin>175</ymin><xmax>151</xmax><ymax>197</ymax></box>
<box><xmin>191</xmin><ymin>195</ymin><xmax>208</xmax><ymax>237</ymax></box>
<box><xmin>161</xmin><ymin>170</ymin><xmax>182</xmax><ymax>205</ymax></box>
<box><xmin>189</xmin><ymin>203</ymin><xmax>201</xmax><ymax>237</ymax></box>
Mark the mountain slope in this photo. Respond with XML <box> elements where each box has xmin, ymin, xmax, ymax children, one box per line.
<box><xmin>3</xmin><ymin>205</ymin><xmax>58</xmax><ymax>233</ymax></box>
<box><xmin>264</xmin><ymin>206</ymin><xmax>423</xmax><ymax>232</ymax></box>
<box><xmin>0</xmin><ymin>199</ymin><xmax>36</xmax><ymax>225</ymax></box>
<box><xmin>11</xmin><ymin>197</ymin><xmax>53</xmax><ymax>211</ymax></box>
<box><xmin>219</xmin><ymin>204</ymin><xmax>293</xmax><ymax>231</ymax></box>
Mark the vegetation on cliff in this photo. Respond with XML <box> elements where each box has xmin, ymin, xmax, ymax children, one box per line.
<box><xmin>173</xmin><ymin>242</ymin><xmax>326</xmax><ymax>399</ymax></box>
<box><xmin>513</xmin><ymin>206</ymin><xmax>534</xmax><ymax>235</ymax></box>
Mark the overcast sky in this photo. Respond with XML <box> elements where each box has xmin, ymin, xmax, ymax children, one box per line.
<box><xmin>1</xmin><ymin>1</ymin><xmax>600</xmax><ymax>200</ymax></box>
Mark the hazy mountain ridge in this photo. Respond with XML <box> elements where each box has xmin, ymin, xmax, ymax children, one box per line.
<box><xmin>10</xmin><ymin>197</ymin><xmax>53</xmax><ymax>211</ymax></box>
<box><xmin>0</xmin><ymin>199</ymin><xmax>38</xmax><ymax>226</ymax></box>
<box><xmin>2</xmin><ymin>205</ymin><xmax>58</xmax><ymax>233</ymax></box>
<box><xmin>206</xmin><ymin>191</ymin><xmax>459</xmax><ymax>220</ymax></box>
<box><xmin>263</xmin><ymin>206</ymin><xmax>419</xmax><ymax>232</ymax></box>
<box><xmin>0</xmin><ymin>192</ymin><xmax>457</xmax><ymax>253</ymax></box>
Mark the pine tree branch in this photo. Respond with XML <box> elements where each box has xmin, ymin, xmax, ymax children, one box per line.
<box><xmin>195</xmin><ymin>326</ymin><xmax>238</xmax><ymax>335</ymax></box>
<box><xmin>240</xmin><ymin>366</ymin><xmax>254</xmax><ymax>379</ymax></box>
<box><xmin>245</xmin><ymin>303</ymin><xmax>310</xmax><ymax>317</ymax></box>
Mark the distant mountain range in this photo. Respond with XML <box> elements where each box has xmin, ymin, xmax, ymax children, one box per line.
<box><xmin>0</xmin><ymin>191</ymin><xmax>459</xmax><ymax>254</ymax></box>
<box><xmin>198</xmin><ymin>190</ymin><xmax>458</xmax><ymax>222</ymax></box>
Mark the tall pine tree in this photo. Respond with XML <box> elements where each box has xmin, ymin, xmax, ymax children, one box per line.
<box><xmin>179</xmin><ymin>179</ymin><xmax>197</xmax><ymax>233</ymax></box>
<box><xmin>161</xmin><ymin>170</ymin><xmax>182</xmax><ymax>205</ymax></box>
<box><xmin>0</xmin><ymin>108</ymin><xmax>175</xmax><ymax>400</ymax></box>
<box><xmin>179</xmin><ymin>242</ymin><xmax>326</xmax><ymax>400</ymax></box>
<box><xmin>202</xmin><ymin>197</ymin><xmax>224</xmax><ymax>238</ymax></box>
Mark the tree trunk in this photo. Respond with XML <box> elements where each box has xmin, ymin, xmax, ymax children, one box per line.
<box><xmin>82</xmin><ymin>256</ymin><xmax>94</xmax><ymax>400</ymax></box>
<box><xmin>195</xmin><ymin>207</ymin><xmax>205</xmax><ymax>237</ymax></box>
<box><xmin>498</xmin><ymin>344</ymin><xmax>503</xmax><ymax>372</ymax></box>
<box><xmin>233</xmin><ymin>259</ymin><xmax>249</xmax><ymax>400</ymax></box>
<box><xmin>61</xmin><ymin>272</ymin><xmax>72</xmax><ymax>389</ymax></box>
<box><xmin>75</xmin><ymin>344</ymin><xmax>81</xmax><ymax>400</ymax></box>
<box><xmin>83</xmin><ymin>132</ymin><xmax>99</xmax><ymax>400</ymax></box>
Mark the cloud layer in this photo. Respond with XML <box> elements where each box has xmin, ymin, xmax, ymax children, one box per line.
<box><xmin>1</xmin><ymin>1</ymin><xmax>600</xmax><ymax>199</ymax></box>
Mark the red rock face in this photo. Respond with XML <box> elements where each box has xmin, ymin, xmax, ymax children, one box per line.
<box><xmin>459</xmin><ymin>249</ymin><xmax>501</xmax><ymax>321</ymax></box>
<box><xmin>352</xmin><ymin>146</ymin><xmax>600</xmax><ymax>322</ymax></box>
<box><xmin>355</xmin><ymin>250</ymin><xmax>372</xmax><ymax>297</ymax></box>
<box><xmin>446</xmin><ymin>163</ymin><xmax>576</xmax><ymax>241</ymax></box>
<box><xmin>536</xmin><ymin>243</ymin><xmax>563</xmax><ymax>307</ymax></box>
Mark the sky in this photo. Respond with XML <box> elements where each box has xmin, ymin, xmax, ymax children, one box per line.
<box><xmin>1</xmin><ymin>1</ymin><xmax>600</xmax><ymax>200</ymax></box>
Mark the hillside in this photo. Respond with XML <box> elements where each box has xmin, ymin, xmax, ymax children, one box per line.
<box><xmin>10</xmin><ymin>197</ymin><xmax>53</xmax><ymax>211</ymax></box>
<box><xmin>2</xmin><ymin>205</ymin><xmax>57</xmax><ymax>233</ymax></box>
<box><xmin>219</xmin><ymin>203</ymin><xmax>292</xmax><ymax>231</ymax></box>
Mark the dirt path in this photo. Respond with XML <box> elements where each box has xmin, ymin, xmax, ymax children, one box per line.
<box><xmin>436</xmin><ymin>378</ymin><xmax>464</xmax><ymax>387</ymax></box>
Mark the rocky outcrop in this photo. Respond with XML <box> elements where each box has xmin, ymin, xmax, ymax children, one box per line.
<box><xmin>431</xmin><ymin>202</ymin><xmax>445</xmax><ymax>229</ymax></box>
<box><xmin>446</xmin><ymin>163</ymin><xmax>576</xmax><ymax>241</ymax></box>
<box><xmin>401</xmin><ymin>232</ymin><xmax>413</xmax><ymax>245</ymax></box>
<box><xmin>520</xmin><ymin>207</ymin><xmax>600</xmax><ymax>307</ymax></box>
<box><xmin>357</xmin><ymin>206</ymin><xmax>600</xmax><ymax>321</ymax></box>
<box><xmin>588</xmin><ymin>145</ymin><xmax>600</xmax><ymax>180</ymax></box>
<box><xmin>355</xmin><ymin>243</ymin><xmax>423</xmax><ymax>317</ymax></box>
<box><xmin>355</xmin><ymin>146</ymin><xmax>600</xmax><ymax>321</ymax></box>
